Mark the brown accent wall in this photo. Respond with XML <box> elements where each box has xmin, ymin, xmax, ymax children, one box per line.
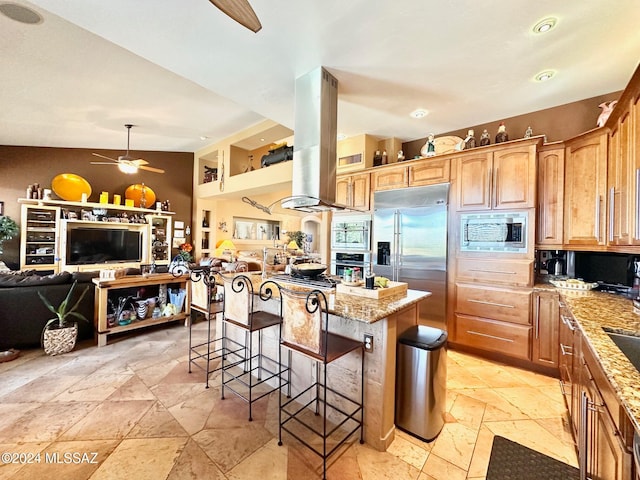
<box><xmin>402</xmin><ymin>92</ymin><xmax>622</xmax><ymax>159</ymax></box>
<box><xmin>0</xmin><ymin>146</ymin><xmax>193</xmax><ymax>268</ymax></box>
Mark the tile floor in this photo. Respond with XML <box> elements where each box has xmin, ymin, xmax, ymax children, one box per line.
<box><xmin>0</xmin><ymin>321</ymin><xmax>578</xmax><ymax>479</ymax></box>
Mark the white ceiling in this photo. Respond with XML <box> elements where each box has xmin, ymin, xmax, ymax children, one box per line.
<box><xmin>1</xmin><ymin>0</ymin><xmax>639</xmax><ymax>153</ymax></box>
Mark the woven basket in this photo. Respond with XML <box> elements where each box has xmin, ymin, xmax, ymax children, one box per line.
<box><xmin>42</xmin><ymin>323</ymin><xmax>78</xmax><ymax>356</ymax></box>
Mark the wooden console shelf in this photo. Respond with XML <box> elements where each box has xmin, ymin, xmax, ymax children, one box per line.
<box><xmin>93</xmin><ymin>273</ymin><xmax>191</xmax><ymax>346</ymax></box>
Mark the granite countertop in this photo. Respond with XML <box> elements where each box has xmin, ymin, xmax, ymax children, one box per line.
<box><xmin>225</xmin><ymin>272</ymin><xmax>431</xmax><ymax>324</ymax></box>
<box><xmin>539</xmin><ymin>286</ymin><xmax>640</xmax><ymax>431</ymax></box>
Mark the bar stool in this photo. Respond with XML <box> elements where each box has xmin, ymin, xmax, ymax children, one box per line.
<box><xmin>187</xmin><ymin>267</ymin><xmax>225</xmax><ymax>388</ymax></box>
<box><xmin>220</xmin><ymin>274</ymin><xmax>289</xmax><ymax>421</ymax></box>
<box><xmin>276</xmin><ymin>285</ymin><xmax>364</xmax><ymax>480</ymax></box>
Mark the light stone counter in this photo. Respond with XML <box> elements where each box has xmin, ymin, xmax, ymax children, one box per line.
<box><xmin>205</xmin><ymin>272</ymin><xmax>433</xmax><ymax>451</ymax></box>
<box><xmin>540</xmin><ymin>286</ymin><xmax>640</xmax><ymax>432</ymax></box>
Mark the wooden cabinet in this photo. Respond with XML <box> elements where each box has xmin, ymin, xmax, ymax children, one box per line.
<box><xmin>536</xmin><ymin>144</ymin><xmax>565</xmax><ymax>246</ymax></box>
<box><xmin>558</xmin><ymin>301</ymin><xmax>576</xmax><ymax>421</ymax></box>
<box><xmin>452</xmin><ymin>282</ymin><xmax>532</xmax><ymax>361</ymax></box>
<box><xmin>563</xmin><ymin>129</ymin><xmax>608</xmax><ymax>248</ymax></box>
<box><xmin>532</xmin><ymin>290</ymin><xmax>559</xmax><ymax>368</ymax></box>
<box><xmin>455</xmin><ymin>258</ymin><xmax>533</xmax><ymax>287</ymax></box>
<box><xmin>20</xmin><ymin>204</ymin><xmax>60</xmax><ymax>273</ymax></box>
<box><xmin>608</xmin><ymin>89</ymin><xmax>640</xmax><ymax>246</ymax></box>
<box><xmin>371</xmin><ymin>164</ymin><xmax>408</xmax><ymax>191</ymax></box>
<box><xmin>455</xmin><ymin>142</ymin><xmax>537</xmax><ymax>211</ymax></box>
<box><xmin>336</xmin><ymin>172</ymin><xmax>370</xmax><ymax>209</ymax></box>
<box><xmin>93</xmin><ymin>273</ymin><xmax>191</xmax><ymax>346</ymax></box>
<box><xmin>408</xmin><ymin>158</ymin><xmax>450</xmax><ymax>186</ymax></box>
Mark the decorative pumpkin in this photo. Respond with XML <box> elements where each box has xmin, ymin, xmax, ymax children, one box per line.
<box><xmin>124</xmin><ymin>183</ymin><xmax>156</xmax><ymax>208</ymax></box>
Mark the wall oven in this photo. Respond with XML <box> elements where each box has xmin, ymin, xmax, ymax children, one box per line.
<box><xmin>460</xmin><ymin>211</ymin><xmax>528</xmax><ymax>253</ymax></box>
<box><xmin>330</xmin><ymin>251</ymin><xmax>371</xmax><ymax>277</ymax></box>
<box><xmin>331</xmin><ymin>213</ymin><xmax>371</xmax><ymax>251</ymax></box>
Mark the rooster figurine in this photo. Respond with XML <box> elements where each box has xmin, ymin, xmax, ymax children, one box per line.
<box><xmin>596</xmin><ymin>101</ymin><xmax>618</xmax><ymax>127</ymax></box>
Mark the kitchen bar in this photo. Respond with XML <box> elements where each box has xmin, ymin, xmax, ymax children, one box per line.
<box><xmin>193</xmin><ymin>272</ymin><xmax>432</xmax><ymax>451</ymax></box>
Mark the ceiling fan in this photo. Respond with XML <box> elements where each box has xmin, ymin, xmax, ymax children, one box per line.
<box><xmin>209</xmin><ymin>0</ymin><xmax>262</xmax><ymax>33</ymax></box>
<box><xmin>91</xmin><ymin>124</ymin><xmax>165</xmax><ymax>174</ymax></box>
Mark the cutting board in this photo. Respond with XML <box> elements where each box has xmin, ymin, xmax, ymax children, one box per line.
<box><xmin>336</xmin><ymin>281</ymin><xmax>408</xmax><ymax>299</ymax></box>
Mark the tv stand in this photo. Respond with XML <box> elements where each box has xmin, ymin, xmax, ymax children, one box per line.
<box><xmin>92</xmin><ymin>273</ymin><xmax>191</xmax><ymax>346</ymax></box>
<box><xmin>18</xmin><ymin>199</ymin><xmax>173</xmax><ymax>273</ymax></box>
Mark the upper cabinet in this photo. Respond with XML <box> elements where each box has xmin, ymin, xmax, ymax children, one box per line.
<box><xmin>408</xmin><ymin>158</ymin><xmax>450</xmax><ymax>187</ymax></box>
<box><xmin>336</xmin><ymin>172</ymin><xmax>370</xmax><ymax>209</ymax></box>
<box><xmin>607</xmin><ymin>84</ymin><xmax>640</xmax><ymax>247</ymax></box>
<box><xmin>536</xmin><ymin>143</ymin><xmax>565</xmax><ymax>247</ymax></box>
<box><xmin>371</xmin><ymin>164</ymin><xmax>409</xmax><ymax>192</ymax></box>
<box><xmin>455</xmin><ymin>139</ymin><xmax>538</xmax><ymax>211</ymax></box>
<box><xmin>563</xmin><ymin>129</ymin><xmax>609</xmax><ymax>248</ymax></box>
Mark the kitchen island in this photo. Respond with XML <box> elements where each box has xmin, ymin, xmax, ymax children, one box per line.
<box><xmin>195</xmin><ymin>272</ymin><xmax>432</xmax><ymax>451</ymax></box>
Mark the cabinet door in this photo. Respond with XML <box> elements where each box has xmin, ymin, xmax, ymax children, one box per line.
<box><xmin>608</xmin><ymin>109</ymin><xmax>634</xmax><ymax>246</ymax></box>
<box><xmin>492</xmin><ymin>144</ymin><xmax>536</xmax><ymax>209</ymax></box>
<box><xmin>20</xmin><ymin>204</ymin><xmax>60</xmax><ymax>272</ymax></box>
<box><xmin>371</xmin><ymin>165</ymin><xmax>408</xmax><ymax>192</ymax></box>
<box><xmin>536</xmin><ymin>146</ymin><xmax>565</xmax><ymax>246</ymax></box>
<box><xmin>336</xmin><ymin>175</ymin><xmax>351</xmax><ymax>206</ymax></box>
<box><xmin>350</xmin><ymin>173</ymin><xmax>370</xmax><ymax>209</ymax></box>
<box><xmin>455</xmin><ymin>152</ymin><xmax>492</xmax><ymax>210</ymax></box>
<box><xmin>408</xmin><ymin>158</ymin><xmax>450</xmax><ymax>186</ymax></box>
<box><xmin>532</xmin><ymin>291</ymin><xmax>559</xmax><ymax>368</ymax></box>
<box><xmin>564</xmin><ymin>130</ymin><xmax>608</xmax><ymax>247</ymax></box>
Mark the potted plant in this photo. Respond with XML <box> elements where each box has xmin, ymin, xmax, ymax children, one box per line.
<box><xmin>39</xmin><ymin>280</ymin><xmax>90</xmax><ymax>355</ymax></box>
<box><xmin>0</xmin><ymin>215</ymin><xmax>19</xmax><ymax>271</ymax></box>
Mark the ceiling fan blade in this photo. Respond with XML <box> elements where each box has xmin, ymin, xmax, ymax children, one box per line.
<box><xmin>139</xmin><ymin>165</ymin><xmax>165</xmax><ymax>174</ymax></box>
<box><xmin>90</xmin><ymin>162</ymin><xmax>119</xmax><ymax>166</ymax></box>
<box><xmin>132</xmin><ymin>159</ymin><xmax>149</xmax><ymax>166</ymax></box>
<box><xmin>209</xmin><ymin>0</ymin><xmax>262</xmax><ymax>32</ymax></box>
<box><xmin>92</xmin><ymin>152</ymin><xmax>118</xmax><ymax>162</ymax></box>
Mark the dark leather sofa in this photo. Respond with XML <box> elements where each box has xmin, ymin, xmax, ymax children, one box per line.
<box><xmin>0</xmin><ymin>270</ymin><xmax>96</xmax><ymax>350</ymax></box>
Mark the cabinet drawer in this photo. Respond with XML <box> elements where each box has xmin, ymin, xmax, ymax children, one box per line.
<box><xmin>456</xmin><ymin>284</ymin><xmax>531</xmax><ymax>325</ymax></box>
<box><xmin>456</xmin><ymin>258</ymin><xmax>533</xmax><ymax>286</ymax></box>
<box><xmin>454</xmin><ymin>314</ymin><xmax>531</xmax><ymax>360</ymax></box>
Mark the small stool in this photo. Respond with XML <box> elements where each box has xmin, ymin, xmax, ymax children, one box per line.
<box><xmin>220</xmin><ymin>274</ymin><xmax>289</xmax><ymax>421</ymax></box>
<box><xmin>276</xmin><ymin>285</ymin><xmax>364</xmax><ymax>479</ymax></box>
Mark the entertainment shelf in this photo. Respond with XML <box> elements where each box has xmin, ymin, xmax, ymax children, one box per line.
<box><xmin>92</xmin><ymin>273</ymin><xmax>191</xmax><ymax>346</ymax></box>
<box><xmin>18</xmin><ymin>198</ymin><xmax>174</xmax><ymax>273</ymax></box>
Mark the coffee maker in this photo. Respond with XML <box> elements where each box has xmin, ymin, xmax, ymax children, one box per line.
<box><xmin>537</xmin><ymin>250</ymin><xmax>568</xmax><ymax>277</ymax></box>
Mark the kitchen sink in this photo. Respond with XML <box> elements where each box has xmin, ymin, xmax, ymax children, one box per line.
<box><xmin>604</xmin><ymin>328</ymin><xmax>640</xmax><ymax>372</ymax></box>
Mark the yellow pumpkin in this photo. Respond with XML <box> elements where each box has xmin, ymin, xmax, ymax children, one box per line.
<box><xmin>124</xmin><ymin>184</ymin><xmax>156</xmax><ymax>208</ymax></box>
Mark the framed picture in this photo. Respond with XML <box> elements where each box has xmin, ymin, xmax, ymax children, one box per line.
<box><xmin>0</xmin><ymin>201</ymin><xmax>4</xmax><ymax>216</ymax></box>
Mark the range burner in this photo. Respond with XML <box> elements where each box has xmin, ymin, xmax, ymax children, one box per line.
<box><xmin>270</xmin><ymin>273</ymin><xmax>339</xmax><ymax>290</ymax></box>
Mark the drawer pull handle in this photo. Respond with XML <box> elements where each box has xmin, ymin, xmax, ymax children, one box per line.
<box><xmin>466</xmin><ymin>330</ymin><xmax>514</xmax><ymax>343</ymax></box>
<box><xmin>560</xmin><ymin>343</ymin><xmax>573</xmax><ymax>356</ymax></box>
<box><xmin>561</xmin><ymin>315</ymin><xmax>576</xmax><ymax>331</ymax></box>
<box><xmin>468</xmin><ymin>299</ymin><xmax>515</xmax><ymax>308</ymax></box>
<box><xmin>559</xmin><ymin>379</ymin><xmax>568</xmax><ymax>397</ymax></box>
<box><xmin>469</xmin><ymin>269</ymin><xmax>517</xmax><ymax>275</ymax></box>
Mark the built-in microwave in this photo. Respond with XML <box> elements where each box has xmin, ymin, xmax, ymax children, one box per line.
<box><xmin>460</xmin><ymin>211</ymin><xmax>527</xmax><ymax>253</ymax></box>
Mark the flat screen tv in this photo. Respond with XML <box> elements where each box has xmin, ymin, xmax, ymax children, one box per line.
<box><xmin>67</xmin><ymin>227</ymin><xmax>142</xmax><ymax>265</ymax></box>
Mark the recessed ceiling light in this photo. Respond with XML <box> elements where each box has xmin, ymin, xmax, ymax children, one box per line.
<box><xmin>199</xmin><ymin>136</ymin><xmax>209</xmax><ymax>141</ymax></box>
<box><xmin>0</xmin><ymin>3</ymin><xmax>43</xmax><ymax>24</ymax></box>
<box><xmin>533</xmin><ymin>17</ymin><xmax>557</xmax><ymax>34</ymax></box>
<box><xmin>410</xmin><ymin>109</ymin><xmax>429</xmax><ymax>119</ymax></box>
<box><xmin>337</xmin><ymin>133</ymin><xmax>347</xmax><ymax>141</ymax></box>
<box><xmin>534</xmin><ymin>70</ymin><xmax>556</xmax><ymax>82</ymax></box>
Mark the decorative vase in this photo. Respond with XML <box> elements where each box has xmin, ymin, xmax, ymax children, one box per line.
<box><xmin>42</xmin><ymin>322</ymin><xmax>78</xmax><ymax>356</ymax></box>
<box><xmin>135</xmin><ymin>300</ymin><xmax>148</xmax><ymax>319</ymax></box>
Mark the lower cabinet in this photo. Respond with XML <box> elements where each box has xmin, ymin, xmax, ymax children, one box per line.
<box><xmin>572</xmin><ymin>327</ymin><xmax>634</xmax><ymax>480</ymax></box>
<box><xmin>532</xmin><ymin>290</ymin><xmax>560</xmax><ymax>368</ymax></box>
<box><xmin>452</xmin><ymin>282</ymin><xmax>532</xmax><ymax>361</ymax></box>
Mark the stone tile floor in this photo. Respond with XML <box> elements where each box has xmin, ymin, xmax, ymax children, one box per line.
<box><xmin>0</xmin><ymin>321</ymin><xmax>577</xmax><ymax>479</ymax></box>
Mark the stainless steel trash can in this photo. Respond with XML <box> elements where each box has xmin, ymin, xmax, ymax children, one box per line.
<box><xmin>395</xmin><ymin>325</ymin><xmax>447</xmax><ymax>442</ymax></box>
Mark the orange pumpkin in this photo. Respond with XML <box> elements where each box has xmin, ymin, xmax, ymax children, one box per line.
<box><xmin>124</xmin><ymin>184</ymin><xmax>156</xmax><ymax>208</ymax></box>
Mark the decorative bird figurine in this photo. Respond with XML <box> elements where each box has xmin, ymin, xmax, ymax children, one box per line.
<box><xmin>597</xmin><ymin>101</ymin><xmax>618</xmax><ymax>127</ymax></box>
<box><xmin>480</xmin><ymin>129</ymin><xmax>491</xmax><ymax>146</ymax></box>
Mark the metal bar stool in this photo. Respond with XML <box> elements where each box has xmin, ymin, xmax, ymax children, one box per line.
<box><xmin>187</xmin><ymin>267</ymin><xmax>225</xmax><ymax>388</ymax></box>
<box><xmin>275</xmin><ymin>284</ymin><xmax>364</xmax><ymax>480</ymax></box>
<box><xmin>220</xmin><ymin>274</ymin><xmax>290</xmax><ymax>421</ymax></box>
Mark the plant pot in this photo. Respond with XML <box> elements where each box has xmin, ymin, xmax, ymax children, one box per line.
<box><xmin>42</xmin><ymin>322</ymin><xmax>78</xmax><ymax>356</ymax></box>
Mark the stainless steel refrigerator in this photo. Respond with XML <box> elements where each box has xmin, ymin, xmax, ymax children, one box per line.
<box><xmin>372</xmin><ymin>183</ymin><xmax>449</xmax><ymax>329</ymax></box>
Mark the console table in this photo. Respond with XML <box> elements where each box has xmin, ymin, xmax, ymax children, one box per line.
<box><xmin>93</xmin><ymin>273</ymin><xmax>191</xmax><ymax>346</ymax></box>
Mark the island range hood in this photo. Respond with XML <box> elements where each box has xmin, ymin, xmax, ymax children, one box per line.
<box><xmin>281</xmin><ymin>67</ymin><xmax>352</xmax><ymax>212</ymax></box>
